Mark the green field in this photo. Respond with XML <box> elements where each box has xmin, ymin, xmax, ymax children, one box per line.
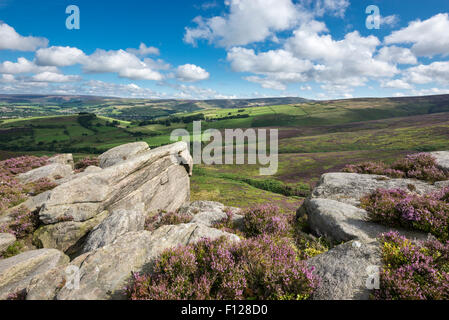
<box><xmin>2</xmin><ymin>94</ymin><xmax>449</xmax><ymax>213</ymax></box>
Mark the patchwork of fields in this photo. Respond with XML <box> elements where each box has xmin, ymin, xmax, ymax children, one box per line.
<box><xmin>2</xmin><ymin>94</ymin><xmax>449</xmax><ymax>212</ymax></box>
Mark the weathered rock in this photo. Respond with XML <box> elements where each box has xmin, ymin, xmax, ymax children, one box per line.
<box><xmin>311</xmin><ymin>172</ymin><xmax>437</xmax><ymax>206</ymax></box>
<box><xmin>48</xmin><ymin>154</ymin><xmax>74</xmax><ymax>169</ymax></box>
<box><xmin>39</xmin><ymin>142</ymin><xmax>191</xmax><ymax>224</ymax></box>
<box><xmin>0</xmin><ymin>249</ymin><xmax>69</xmax><ymax>300</ymax></box>
<box><xmin>84</xmin><ymin>166</ymin><xmax>102</xmax><ymax>174</ymax></box>
<box><xmin>308</xmin><ymin>240</ymin><xmax>382</xmax><ymax>300</ymax></box>
<box><xmin>305</xmin><ymin>198</ymin><xmax>428</xmax><ymax>243</ymax></box>
<box><xmin>0</xmin><ymin>191</ymin><xmax>52</xmax><ymax>226</ymax></box>
<box><xmin>430</xmin><ymin>151</ymin><xmax>449</xmax><ymax>171</ymax></box>
<box><xmin>43</xmin><ymin>223</ymin><xmax>239</xmax><ymax>300</ymax></box>
<box><xmin>33</xmin><ymin>211</ymin><xmax>108</xmax><ymax>255</ymax></box>
<box><xmin>183</xmin><ymin>201</ymin><xmax>244</xmax><ymax>228</ymax></box>
<box><xmin>82</xmin><ymin>204</ymin><xmax>145</xmax><ymax>253</ymax></box>
<box><xmin>17</xmin><ymin>163</ymin><xmax>73</xmax><ymax>184</ymax></box>
<box><xmin>0</xmin><ymin>233</ymin><xmax>16</xmax><ymax>254</ymax></box>
<box><xmin>98</xmin><ymin>142</ymin><xmax>149</xmax><ymax>168</ymax></box>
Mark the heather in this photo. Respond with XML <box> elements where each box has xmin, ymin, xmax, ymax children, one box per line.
<box><xmin>126</xmin><ymin>235</ymin><xmax>318</xmax><ymax>300</ymax></box>
<box><xmin>343</xmin><ymin>153</ymin><xmax>449</xmax><ymax>183</ymax></box>
<box><xmin>144</xmin><ymin>211</ymin><xmax>193</xmax><ymax>232</ymax></box>
<box><xmin>74</xmin><ymin>157</ymin><xmax>99</xmax><ymax>173</ymax></box>
<box><xmin>242</xmin><ymin>204</ymin><xmax>290</xmax><ymax>238</ymax></box>
<box><xmin>361</xmin><ymin>188</ymin><xmax>449</xmax><ymax>241</ymax></box>
<box><xmin>0</xmin><ymin>155</ymin><xmax>50</xmax><ymax>214</ymax></box>
<box><xmin>373</xmin><ymin>231</ymin><xmax>449</xmax><ymax>300</ymax></box>
<box><xmin>0</xmin><ymin>206</ymin><xmax>40</xmax><ymax>239</ymax></box>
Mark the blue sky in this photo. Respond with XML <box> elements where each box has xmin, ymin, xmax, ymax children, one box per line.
<box><xmin>0</xmin><ymin>0</ymin><xmax>449</xmax><ymax>100</ymax></box>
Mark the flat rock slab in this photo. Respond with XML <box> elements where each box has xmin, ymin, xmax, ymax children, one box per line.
<box><xmin>308</xmin><ymin>240</ymin><xmax>382</xmax><ymax>300</ymax></box>
<box><xmin>305</xmin><ymin>198</ymin><xmax>428</xmax><ymax>243</ymax></box>
<box><xmin>0</xmin><ymin>249</ymin><xmax>69</xmax><ymax>300</ymax></box>
<box><xmin>0</xmin><ymin>233</ymin><xmax>16</xmax><ymax>254</ymax></box>
<box><xmin>311</xmin><ymin>172</ymin><xmax>437</xmax><ymax>206</ymax></box>
<box><xmin>17</xmin><ymin>163</ymin><xmax>73</xmax><ymax>184</ymax></box>
<box><xmin>99</xmin><ymin>142</ymin><xmax>149</xmax><ymax>168</ymax></box>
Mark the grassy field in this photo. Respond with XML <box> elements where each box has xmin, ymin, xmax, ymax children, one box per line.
<box><xmin>2</xmin><ymin>94</ymin><xmax>449</xmax><ymax>214</ymax></box>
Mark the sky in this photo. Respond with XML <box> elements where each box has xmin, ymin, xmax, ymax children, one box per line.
<box><xmin>0</xmin><ymin>0</ymin><xmax>449</xmax><ymax>100</ymax></box>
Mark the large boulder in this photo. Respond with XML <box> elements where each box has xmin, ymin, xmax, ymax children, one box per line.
<box><xmin>33</xmin><ymin>211</ymin><xmax>109</xmax><ymax>256</ymax></box>
<box><xmin>311</xmin><ymin>172</ymin><xmax>437</xmax><ymax>206</ymax></box>
<box><xmin>48</xmin><ymin>154</ymin><xmax>74</xmax><ymax>169</ymax></box>
<box><xmin>308</xmin><ymin>240</ymin><xmax>382</xmax><ymax>300</ymax></box>
<box><xmin>430</xmin><ymin>151</ymin><xmax>449</xmax><ymax>171</ymax></box>
<box><xmin>82</xmin><ymin>204</ymin><xmax>145</xmax><ymax>253</ymax></box>
<box><xmin>28</xmin><ymin>223</ymin><xmax>239</xmax><ymax>300</ymax></box>
<box><xmin>17</xmin><ymin>163</ymin><xmax>73</xmax><ymax>184</ymax></box>
<box><xmin>98</xmin><ymin>142</ymin><xmax>149</xmax><ymax>168</ymax></box>
<box><xmin>0</xmin><ymin>233</ymin><xmax>16</xmax><ymax>254</ymax></box>
<box><xmin>0</xmin><ymin>249</ymin><xmax>69</xmax><ymax>300</ymax></box>
<box><xmin>304</xmin><ymin>198</ymin><xmax>428</xmax><ymax>243</ymax></box>
<box><xmin>39</xmin><ymin>142</ymin><xmax>191</xmax><ymax>224</ymax></box>
<box><xmin>183</xmin><ymin>201</ymin><xmax>244</xmax><ymax>228</ymax></box>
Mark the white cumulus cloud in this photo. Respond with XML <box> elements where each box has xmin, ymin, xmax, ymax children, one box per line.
<box><xmin>176</xmin><ymin>64</ymin><xmax>210</xmax><ymax>82</ymax></box>
<box><xmin>0</xmin><ymin>23</ymin><xmax>48</xmax><ymax>51</ymax></box>
<box><xmin>35</xmin><ymin>46</ymin><xmax>87</xmax><ymax>67</ymax></box>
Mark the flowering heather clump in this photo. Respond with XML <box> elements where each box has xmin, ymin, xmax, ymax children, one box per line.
<box><xmin>126</xmin><ymin>236</ymin><xmax>318</xmax><ymax>300</ymax></box>
<box><xmin>361</xmin><ymin>188</ymin><xmax>449</xmax><ymax>241</ymax></box>
<box><xmin>74</xmin><ymin>157</ymin><xmax>100</xmax><ymax>173</ymax></box>
<box><xmin>27</xmin><ymin>178</ymin><xmax>57</xmax><ymax>196</ymax></box>
<box><xmin>0</xmin><ymin>155</ymin><xmax>50</xmax><ymax>214</ymax></box>
<box><xmin>373</xmin><ymin>231</ymin><xmax>449</xmax><ymax>300</ymax></box>
<box><xmin>0</xmin><ymin>206</ymin><xmax>39</xmax><ymax>239</ymax></box>
<box><xmin>342</xmin><ymin>153</ymin><xmax>449</xmax><ymax>182</ymax></box>
<box><xmin>0</xmin><ymin>173</ymin><xmax>28</xmax><ymax>214</ymax></box>
<box><xmin>0</xmin><ymin>156</ymin><xmax>49</xmax><ymax>176</ymax></box>
<box><xmin>243</xmin><ymin>204</ymin><xmax>290</xmax><ymax>238</ymax></box>
<box><xmin>213</xmin><ymin>208</ymin><xmax>241</xmax><ymax>235</ymax></box>
<box><xmin>343</xmin><ymin>161</ymin><xmax>405</xmax><ymax>178</ymax></box>
<box><xmin>144</xmin><ymin>211</ymin><xmax>193</xmax><ymax>232</ymax></box>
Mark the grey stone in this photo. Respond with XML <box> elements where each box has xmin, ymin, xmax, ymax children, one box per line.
<box><xmin>0</xmin><ymin>233</ymin><xmax>16</xmax><ymax>254</ymax></box>
<box><xmin>305</xmin><ymin>198</ymin><xmax>428</xmax><ymax>243</ymax></box>
<box><xmin>308</xmin><ymin>240</ymin><xmax>382</xmax><ymax>300</ymax></box>
<box><xmin>33</xmin><ymin>211</ymin><xmax>109</xmax><ymax>255</ymax></box>
<box><xmin>98</xmin><ymin>142</ymin><xmax>149</xmax><ymax>168</ymax></box>
<box><xmin>430</xmin><ymin>151</ymin><xmax>449</xmax><ymax>171</ymax></box>
<box><xmin>17</xmin><ymin>163</ymin><xmax>73</xmax><ymax>184</ymax></box>
<box><xmin>82</xmin><ymin>203</ymin><xmax>146</xmax><ymax>253</ymax></box>
<box><xmin>48</xmin><ymin>154</ymin><xmax>74</xmax><ymax>169</ymax></box>
<box><xmin>0</xmin><ymin>249</ymin><xmax>69</xmax><ymax>300</ymax></box>
<box><xmin>311</xmin><ymin>172</ymin><xmax>437</xmax><ymax>206</ymax></box>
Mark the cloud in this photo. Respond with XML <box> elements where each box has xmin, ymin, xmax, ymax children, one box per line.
<box><xmin>227</xmin><ymin>47</ymin><xmax>312</xmax><ymax>74</ymax></box>
<box><xmin>376</xmin><ymin>46</ymin><xmax>417</xmax><ymax>65</ymax></box>
<box><xmin>230</xmin><ymin>20</ymin><xmax>397</xmax><ymax>91</ymax></box>
<box><xmin>176</xmin><ymin>64</ymin><xmax>210</xmax><ymax>82</ymax></box>
<box><xmin>300</xmin><ymin>0</ymin><xmax>350</xmax><ymax>18</ymax></box>
<box><xmin>31</xmin><ymin>71</ymin><xmax>81</xmax><ymax>83</ymax></box>
<box><xmin>0</xmin><ymin>57</ymin><xmax>58</xmax><ymax>74</ymax></box>
<box><xmin>381</xmin><ymin>79</ymin><xmax>413</xmax><ymax>90</ymax></box>
<box><xmin>184</xmin><ymin>0</ymin><xmax>303</xmax><ymax>47</ymax></box>
<box><xmin>82</xmin><ymin>49</ymin><xmax>163</xmax><ymax>81</ymax></box>
<box><xmin>0</xmin><ymin>23</ymin><xmax>48</xmax><ymax>51</ymax></box>
<box><xmin>126</xmin><ymin>43</ymin><xmax>160</xmax><ymax>56</ymax></box>
<box><xmin>404</xmin><ymin>61</ymin><xmax>449</xmax><ymax>85</ymax></box>
<box><xmin>385</xmin><ymin>13</ymin><xmax>449</xmax><ymax>57</ymax></box>
<box><xmin>380</xmin><ymin>15</ymin><xmax>400</xmax><ymax>28</ymax></box>
<box><xmin>36</xmin><ymin>46</ymin><xmax>87</xmax><ymax>67</ymax></box>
